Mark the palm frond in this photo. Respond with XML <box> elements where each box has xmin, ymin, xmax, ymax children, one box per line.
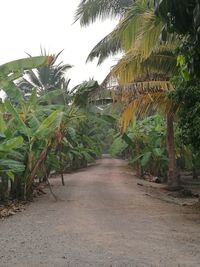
<box><xmin>74</xmin><ymin>0</ymin><xmax>133</xmax><ymax>26</ymax></box>
<box><xmin>120</xmin><ymin>90</ymin><xmax>173</xmax><ymax>131</ymax></box>
<box><xmin>133</xmin><ymin>10</ymin><xmax>164</xmax><ymax>57</ymax></box>
<box><xmin>116</xmin><ymin>0</ymin><xmax>153</xmax><ymax>50</ymax></box>
<box><xmin>114</xmin><ymin>1</ymin><xmax>178</xmax><ymax>57</ymax></box>
<box><xmin>25</xmin><ymin>70</ymin><xmax>43</xmax><ymax>89</ymax></box>
<box><xmin>86</xmin><ymin>29</ymin><xmax>122</xmax><ymax>65</ymax></box>
<box><xmin>16</xmin><ymin>50</ymin><xmax>72</xmax><ymax>96</ymax></box>
<box><xmin>15</xmin><ymin>77</ymin><xmax>34</xmax><ymax>95</ymax></box>
<box><xmin>85</xmin><ymin>0</ymin><xmax>178</xmax><ymax>67</ymax></box>
<box><xmin>112</xmin><ymin>50</ymin><xmax>177</xmax><ymax>84</ymax></box>
<box><xmin>85</xmin><ymin>0</ymin><xmax>157</xmax><ymax>64</ymax></box>
<box><xmin>112</xmin><ymin>80</ymin><xmax>173</xmax><ymax>103</ymax></box>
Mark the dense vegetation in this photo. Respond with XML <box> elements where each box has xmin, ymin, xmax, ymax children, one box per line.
<box><xmin>75</xmin><ymin>0</ymin><xmax>200</xmax><ymax>189</ymax></box>
<box><xmin>1</xmin><ymin>0</ymin><xmax>200</xmax><ymax>202</ymax></box>
<box><xmin>0</xmin><ymin>55</ymin><xmax>115</xmax><ymax>201</ymax></box>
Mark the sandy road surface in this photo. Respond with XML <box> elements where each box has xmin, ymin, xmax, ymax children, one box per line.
<box><xmin>1</xmin><ymin>158</ymin><xmax>200</xmax><ymax>267</ymax></box>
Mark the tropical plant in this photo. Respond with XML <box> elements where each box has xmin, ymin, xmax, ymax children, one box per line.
<box><xmin>75</xmin><ymin>0</ymin><xmax>181</xmax><ymax>188</ymax></box>
<box><xmin>110</xmin><ymin>115</ymin><xmax>168</xmax><ymax>177</ymax></box>
<box><xmin>15</xmin><ymin>50</ymin><xmax>72</xmax><ymax>98</ymax></box>
<box><xmin>155</xmin><ymin>0</ymin><xmax>200</xmax><ymax>79</ymax></box>
<box><xmin>0</xmin><ymin>54</ymin><xmax>117</xmax><ymax>201</ymax></box>
<box><xmin>75</xmin><ymin>0</ymin><xmax>134</xmax><ymax>64</ymax></box>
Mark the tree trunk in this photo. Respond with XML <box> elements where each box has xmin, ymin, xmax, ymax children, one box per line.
<box><xmin>192</xmin><ymin>153</ymin><xmax>199</xmax><ymax>179</ymax></box>
<box><xmin>26</xmin><ymin>145</ymin><xmax>50</xmax><ymax>196</ymax></box>
<box><xmin>135</xmin><ymin>141</ymin><xmax>142</xmax><ymax>177</ymax></box>
<box><xmin>59</xmin><ymin>146</ymin><xmax>65</xmax><ymax>186</ymax></box>
<box><xmin>166</xmin><ymin>112</ymin><xmax>179</xmax><ymax>189</ymax></box>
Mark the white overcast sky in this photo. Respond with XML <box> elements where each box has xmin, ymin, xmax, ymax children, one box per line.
<box><xmin>0</xmin><ymin>0</ymin><xmax>119</xmax><ymax>90</ymax></box>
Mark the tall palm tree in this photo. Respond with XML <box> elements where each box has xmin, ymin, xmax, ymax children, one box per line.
<box><xmin>109</xmin><ymin>11</ymin><xmax>179</xmax><ymax>188</ymax></box>
<box><xmin>110</xmin><ymin>76</ymin><xmax>178</xmax><ymax>188</ymax></box>
<box><xmin>75</xmin><ymin>0</ymin><xmax>180</xmax><ymax>188</ymax></box>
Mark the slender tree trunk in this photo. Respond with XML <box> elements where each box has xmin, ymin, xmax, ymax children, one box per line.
<box><xmin>59</xmin><ymin>146</ymin><xmax>65</xmax><ymax>186</ymax></box>
<box><xmin>26</xmin><ymin>145</ymin><xmax>50</xmax><ymax>196</ymax></box>
<box><xmin>135</xmin><ymin>141</ymin><xmax>142</xmax><ymax>177</ymax></box>
<box><xmin>192</xmin><ymin>153</ymin><xmax>199</xmax><ymax>179</ymax></box>
<box><xmin>166</xmin><ymin>112</ymin><xmax>179</xmax><ymax>189</ymax></box>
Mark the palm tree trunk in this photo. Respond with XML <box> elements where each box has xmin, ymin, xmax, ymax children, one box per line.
<box><xmin>166</xmin><ymin>112</ymin><xmax>179</xmax><ymax>189</ymax></box>
<box><xmin>135</xmin><ymin>141</ymin><xmax>142</xmax><ymax>177</ymax></box>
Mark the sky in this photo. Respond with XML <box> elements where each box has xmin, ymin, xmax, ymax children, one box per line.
<box><xmin>0</xmin><ymin>0</ymin><xmax>119</xmax><ymax>91</ymax></box>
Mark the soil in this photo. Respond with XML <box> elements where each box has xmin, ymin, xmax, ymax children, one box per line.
<box><xmin>1</xmin><ymin>158</ymin><xmax>200</xmax><ymax>267</ymax></box>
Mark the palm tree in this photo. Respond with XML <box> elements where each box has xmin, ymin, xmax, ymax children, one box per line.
<box><xmin>15</xmin><ymin>50</ymin><xmax>72</xmax><ymax>97</ymax></box>
<box><xmin>75</xmin><ymin>0</ymin><xmax>180</xmax><ymax>188</ymax></box>
<box><xmin>108</xmin><ymin>2</ymin><xmax>181</xmax><ymax>188</ymax></box>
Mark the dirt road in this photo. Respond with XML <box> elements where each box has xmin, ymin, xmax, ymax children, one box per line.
<box><xmin>1</xmin><ymin>158</ymin><xmax>200</xmax><ymax>267</ymax></box>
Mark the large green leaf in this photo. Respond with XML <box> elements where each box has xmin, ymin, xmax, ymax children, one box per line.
<box><xmin>101</xmin><ymin>114</ymin><xmax>116</xmax><ymax>123</ymax></box>
<box><xmin>0</xmin><ymin>81</ymin><xmax>24</xmax><ymax>102</ymax></box>
<box><xmin>38</xmin><ymin>89</ymin><xmax>65</xmax><ymax>105</ymax></box>
<box><xmin>141</xmin><ymin>151</ymin><xmax>152</xmax><ymax>167</ymax></box>
<box><xmin>0</xmin><ymin>56</ymin><xmax>49</xmax><ymax>101</ymax></box>
<box><xmin>0</xmin><ymin>112</ymin><xmax>6</xmax><ymax>133</ymax></box>
<box><xmin>0</xmin><ymin>136</ymin><xmax>23</xmax><ymax>153</ymax></box>
<box><xmin>33</xmin><ymin>110</ymin><xmax>64</xmax><ymax>139</ymax></box>
<box><xmin>0</xmin><ymin>159</ymin><xmax>25</xmax><ymax>173</ymax></box>
<box><xmin>0</xmin><ymin>56</ymin><xmax>49</xmax><ymax>79</ymax></box>
<box><xmin>5</xmin><ymin>100</ymin><xmax>30</xmax><ymax>139</ymax></box>
<box><xmin>153</xmin><ymin>147</ymin><xmax>164</xmax><ymax>157</ymax></box>
<box><xmin>122</xmin><ymin>133</ymin><xmax>134</xmax><ymax>147</ymax></box>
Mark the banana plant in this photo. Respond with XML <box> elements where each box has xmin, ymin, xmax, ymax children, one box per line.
<box><xmin>0</xmin><ymin>56</ymin><xmax>50</xmax><ymax>102</ymax></box>
<box><xmin>109</xmin><ymin>114</ymin><xmax>168</xmax><ymax>177</ymax></box>
<box><xmin>0</xmin><ymin>82</ymin><xmax>83</xmax><ymax>199</ymax></box>
<box><xmin>0</xmin><ymin>107</ymin><xmax>26</xmax><ymax>200</ymax></box>
<box><xmin>0</xmin><ymin>57</ymin><xmax>113</xmax><ymax>201</ymax></box>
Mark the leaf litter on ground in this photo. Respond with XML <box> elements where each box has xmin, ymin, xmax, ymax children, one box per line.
<box><xmin>0</xmin><ymin>200</ymin><xmax>26</xmax><ymax>219</ymax></box>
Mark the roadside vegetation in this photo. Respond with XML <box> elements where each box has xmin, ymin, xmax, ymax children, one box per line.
<box><xmin>1</xmin><ymin>0</ymin><xmax>200</xmax><ymax>202</ymax></box>
<box><xmin>0</xmin><ymin>54</ymin><xmax>115</xmax><ymax>201</ymax></box>
<box><xmin>75</xmin><ymin>0</ymin><xmax>200</xmax><ymax>189</ymax></box>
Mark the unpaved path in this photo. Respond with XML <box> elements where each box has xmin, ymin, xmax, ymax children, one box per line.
<box><xmin>1</xmin><ymin>158</ymin><xmax>200</xmax><ymax>267</ymax></box>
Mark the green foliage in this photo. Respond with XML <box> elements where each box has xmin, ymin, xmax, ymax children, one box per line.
<box><xmin>0</xmin><ymin>56</ymin><xmax>49</xmax><ymax>102</ymax></box>
<box><xmin>74</xmin><ymin>0</ymin><xmax>200</xmax><ymax>186</ymax></box>
<box><xmin>109</xmin><ymin>115</ymin><xmax>168</xmax><ymax>177</ymax></box>
<box><xmin>156</xmin><ymin>0</ymin><xmax>200</xmax><ymax>79</ymax></box>
<box><xmin>109</xmin><ymin>134</ymin><xmax>128</xmax><ymax>157</ymax></box>
<box><xmin>15</xmin><ymin>50</ymin><xmax>71</xmax><ymax>98</ymax></box>
<box><xmin>72</xmin><ymin>79</ymin><xmax>99</xmax><ymax>108</ymax></box>
<box><xmin>128</xmin><ymin>115</ymin><xmax>168</xmax><ymax>177</ymax></box>
<box><xmin>156</xmin><ymin>0</ymin><xmax>199</xmax><ymax>35</ymax></box>
<box><xmin>0</xmin><ymin>56</ymin><xmax>111</xmax><ymax>201</ymax></box>
<box><xmin>172</xmin><ymin>79</ymin><xmax>200</xmax><ymax>149</ymax></box>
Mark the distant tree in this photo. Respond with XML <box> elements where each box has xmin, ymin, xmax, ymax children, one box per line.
<box><xmin>16</xmin><ymin>49</ymin><xmax>72</xmax><ymax>97</ymax></box>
